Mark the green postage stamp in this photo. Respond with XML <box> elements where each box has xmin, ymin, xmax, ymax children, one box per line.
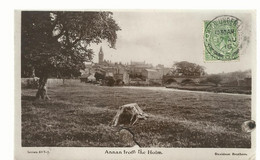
<box><xmin>204</xmin><ymin>15</ymin><xmax>242</xmax><ymax>61</ymax></box>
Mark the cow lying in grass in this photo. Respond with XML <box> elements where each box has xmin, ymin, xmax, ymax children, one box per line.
<box><xmin>111</xmin><ymin>103</ymin><xmax>149</xmax><ymax>126</ymax></box>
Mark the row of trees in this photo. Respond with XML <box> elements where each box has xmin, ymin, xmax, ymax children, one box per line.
<box><xmin>168</xmin><ymin>61</ymin><xmax>250</xmax><ymax>86</ymax></box>
<box><xmin>206</xmin><ymin>70</ymin><xmax>251</xmax><ymax>86</ymax></box>
<box><xmin>22</xmin><ymin>11</ymin><xmax>121</xmax><ymax>99</ymax></box>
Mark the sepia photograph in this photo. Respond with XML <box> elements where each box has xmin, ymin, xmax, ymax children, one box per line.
<box><xmin>15</xmin><ymin>10</ymin><xmax>256</xmax><ymax>159</ymax></box>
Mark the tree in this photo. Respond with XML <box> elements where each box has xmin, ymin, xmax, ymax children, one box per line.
<box><xmin>94</xmin><ymin>72</ymin><xmax>105</xmax><ymax>81</ymax></box>
<box><xmin>22</xmin><ymin>11</ymin><xmax>121</xmax><ymax>99</ymax></box>
<box><xmin>206</xmin><ymin>74</ymin><xmax>222</xmax><ymax>86</ymax></box>
<box><xmin>171</xmin><ymin>61</ymin><xmax>206</xmax><ymax>77</ymax></box>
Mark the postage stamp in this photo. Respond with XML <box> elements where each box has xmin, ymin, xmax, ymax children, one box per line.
<box><xmin>204</xmin><ymin>15</ymin><xmax>242</xmax><ymax>61</ymax></box>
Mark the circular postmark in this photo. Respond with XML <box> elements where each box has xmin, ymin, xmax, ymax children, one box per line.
<box><xmin>204</xmin><ymin>15</ymin><xmax>243</xmax><ymax>61</ymax></box>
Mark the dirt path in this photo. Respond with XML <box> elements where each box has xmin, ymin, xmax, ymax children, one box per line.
<box><xmin>117</xmin><ymin>86</ymin><xmax>251</xmax><ymax>97</ymax></box>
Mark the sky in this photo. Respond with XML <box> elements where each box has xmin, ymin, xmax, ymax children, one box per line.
<box><xmin>90</xmin><ymin>11</ymin><xmax>254</xmax><ymax>74</ymax></box>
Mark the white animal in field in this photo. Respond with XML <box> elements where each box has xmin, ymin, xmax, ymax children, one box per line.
<box><xmin>111</xmin><ymin>103</ymin><xmax>148</xmax><ymax>126</ymax></box>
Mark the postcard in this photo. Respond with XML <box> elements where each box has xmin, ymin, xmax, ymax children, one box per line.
<box><xmin>15</xmin><ymin>10</ymin><xmax>256</xmax><ymax>160</ymax></box>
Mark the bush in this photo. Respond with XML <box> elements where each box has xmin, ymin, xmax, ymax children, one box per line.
<box><xmin>105</xmin><ymin>77</ymin><xmax>115</xmax><ymax>86</ymax></box>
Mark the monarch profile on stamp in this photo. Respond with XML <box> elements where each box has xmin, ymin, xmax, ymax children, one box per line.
<box><xmin>204</xmin><ymin>15</ymin><xmax>242</xmax><ymax>61</ymax></box>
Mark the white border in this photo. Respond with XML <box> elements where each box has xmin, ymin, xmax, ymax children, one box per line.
<box><xmin>0</xmin><ymin>0</ymin><xmax>259</xmax><ymax>159</ymax></box>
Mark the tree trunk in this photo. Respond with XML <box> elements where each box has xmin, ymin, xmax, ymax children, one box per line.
<box><xmin>31</xmin><ymin>67</ymin><xmax>35</xmax><ymax>77</ymax></box>
<box><xmin>36</xmin><ymin>77</ymin><xmax>50</xmax><ymax>100</ymax></box>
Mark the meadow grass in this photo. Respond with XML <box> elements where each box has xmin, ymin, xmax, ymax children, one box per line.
<box><xmin>21</xmin><ymin>83</ymin><xmax>251</xmax><ymax>148</ymax></box>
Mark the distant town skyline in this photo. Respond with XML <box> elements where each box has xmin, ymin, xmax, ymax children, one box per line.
<box><xmin>89</xmin><ymin>11</ymin><xmax>254</xmax><ymax>74</ymax></box>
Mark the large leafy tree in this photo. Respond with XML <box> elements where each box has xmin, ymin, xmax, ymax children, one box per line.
<box><xmin>170</xmin><ymin>61</ymin><xmax>206</xmax><ymax>77</ymax></box>
<box><xmin>22</xmin><ymin>11</ymin><xmax>121</xmax><ymax>99</ymax></box>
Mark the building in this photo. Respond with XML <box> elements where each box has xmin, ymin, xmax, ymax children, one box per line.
<box><xmin>157</xmin><ymin>68</ymin><xmax>171</xmax><ymax>77</ymax></box>
<box><xmin>128</xmin><ymin>61</ymin><xmax>153</xmax><ymax>78</ymax></box>
<box><xmin>80</xmin><ymin>47</ymin><xmax>172</xmax><ymax>86</ymax></box>
<box><xmin>142</xmin><ymin>69</ymin><xmax>162</xmax><ymax>85</ymax></box>
<box><xmin>95</xmin><ymin>47</ymin><xmax>130</xmax><ymax>85</ymax></box>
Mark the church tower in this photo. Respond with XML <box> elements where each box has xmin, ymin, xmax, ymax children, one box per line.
<box><xmin>98</xmin><ymin>46</ymin><xmax>104</xmax><ymax>64</ymax></box>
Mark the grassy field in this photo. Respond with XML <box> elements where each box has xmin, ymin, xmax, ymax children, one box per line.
<box><xmin>22</xmin><ymin>83</ymin><xmax>251</xmax><ymax>148</ymax></box>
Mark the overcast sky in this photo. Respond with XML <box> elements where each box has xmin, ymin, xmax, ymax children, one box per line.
<box><xmin>90</xmin><ymin>11</ymin><xmax>254</xmax><ymax>74</ymax></box>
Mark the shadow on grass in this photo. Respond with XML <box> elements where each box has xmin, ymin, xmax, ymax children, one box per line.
<box><xmin>22</xmin><ymin>95</ymin><xmax>36</xmax><ymax>101</ymax></box>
